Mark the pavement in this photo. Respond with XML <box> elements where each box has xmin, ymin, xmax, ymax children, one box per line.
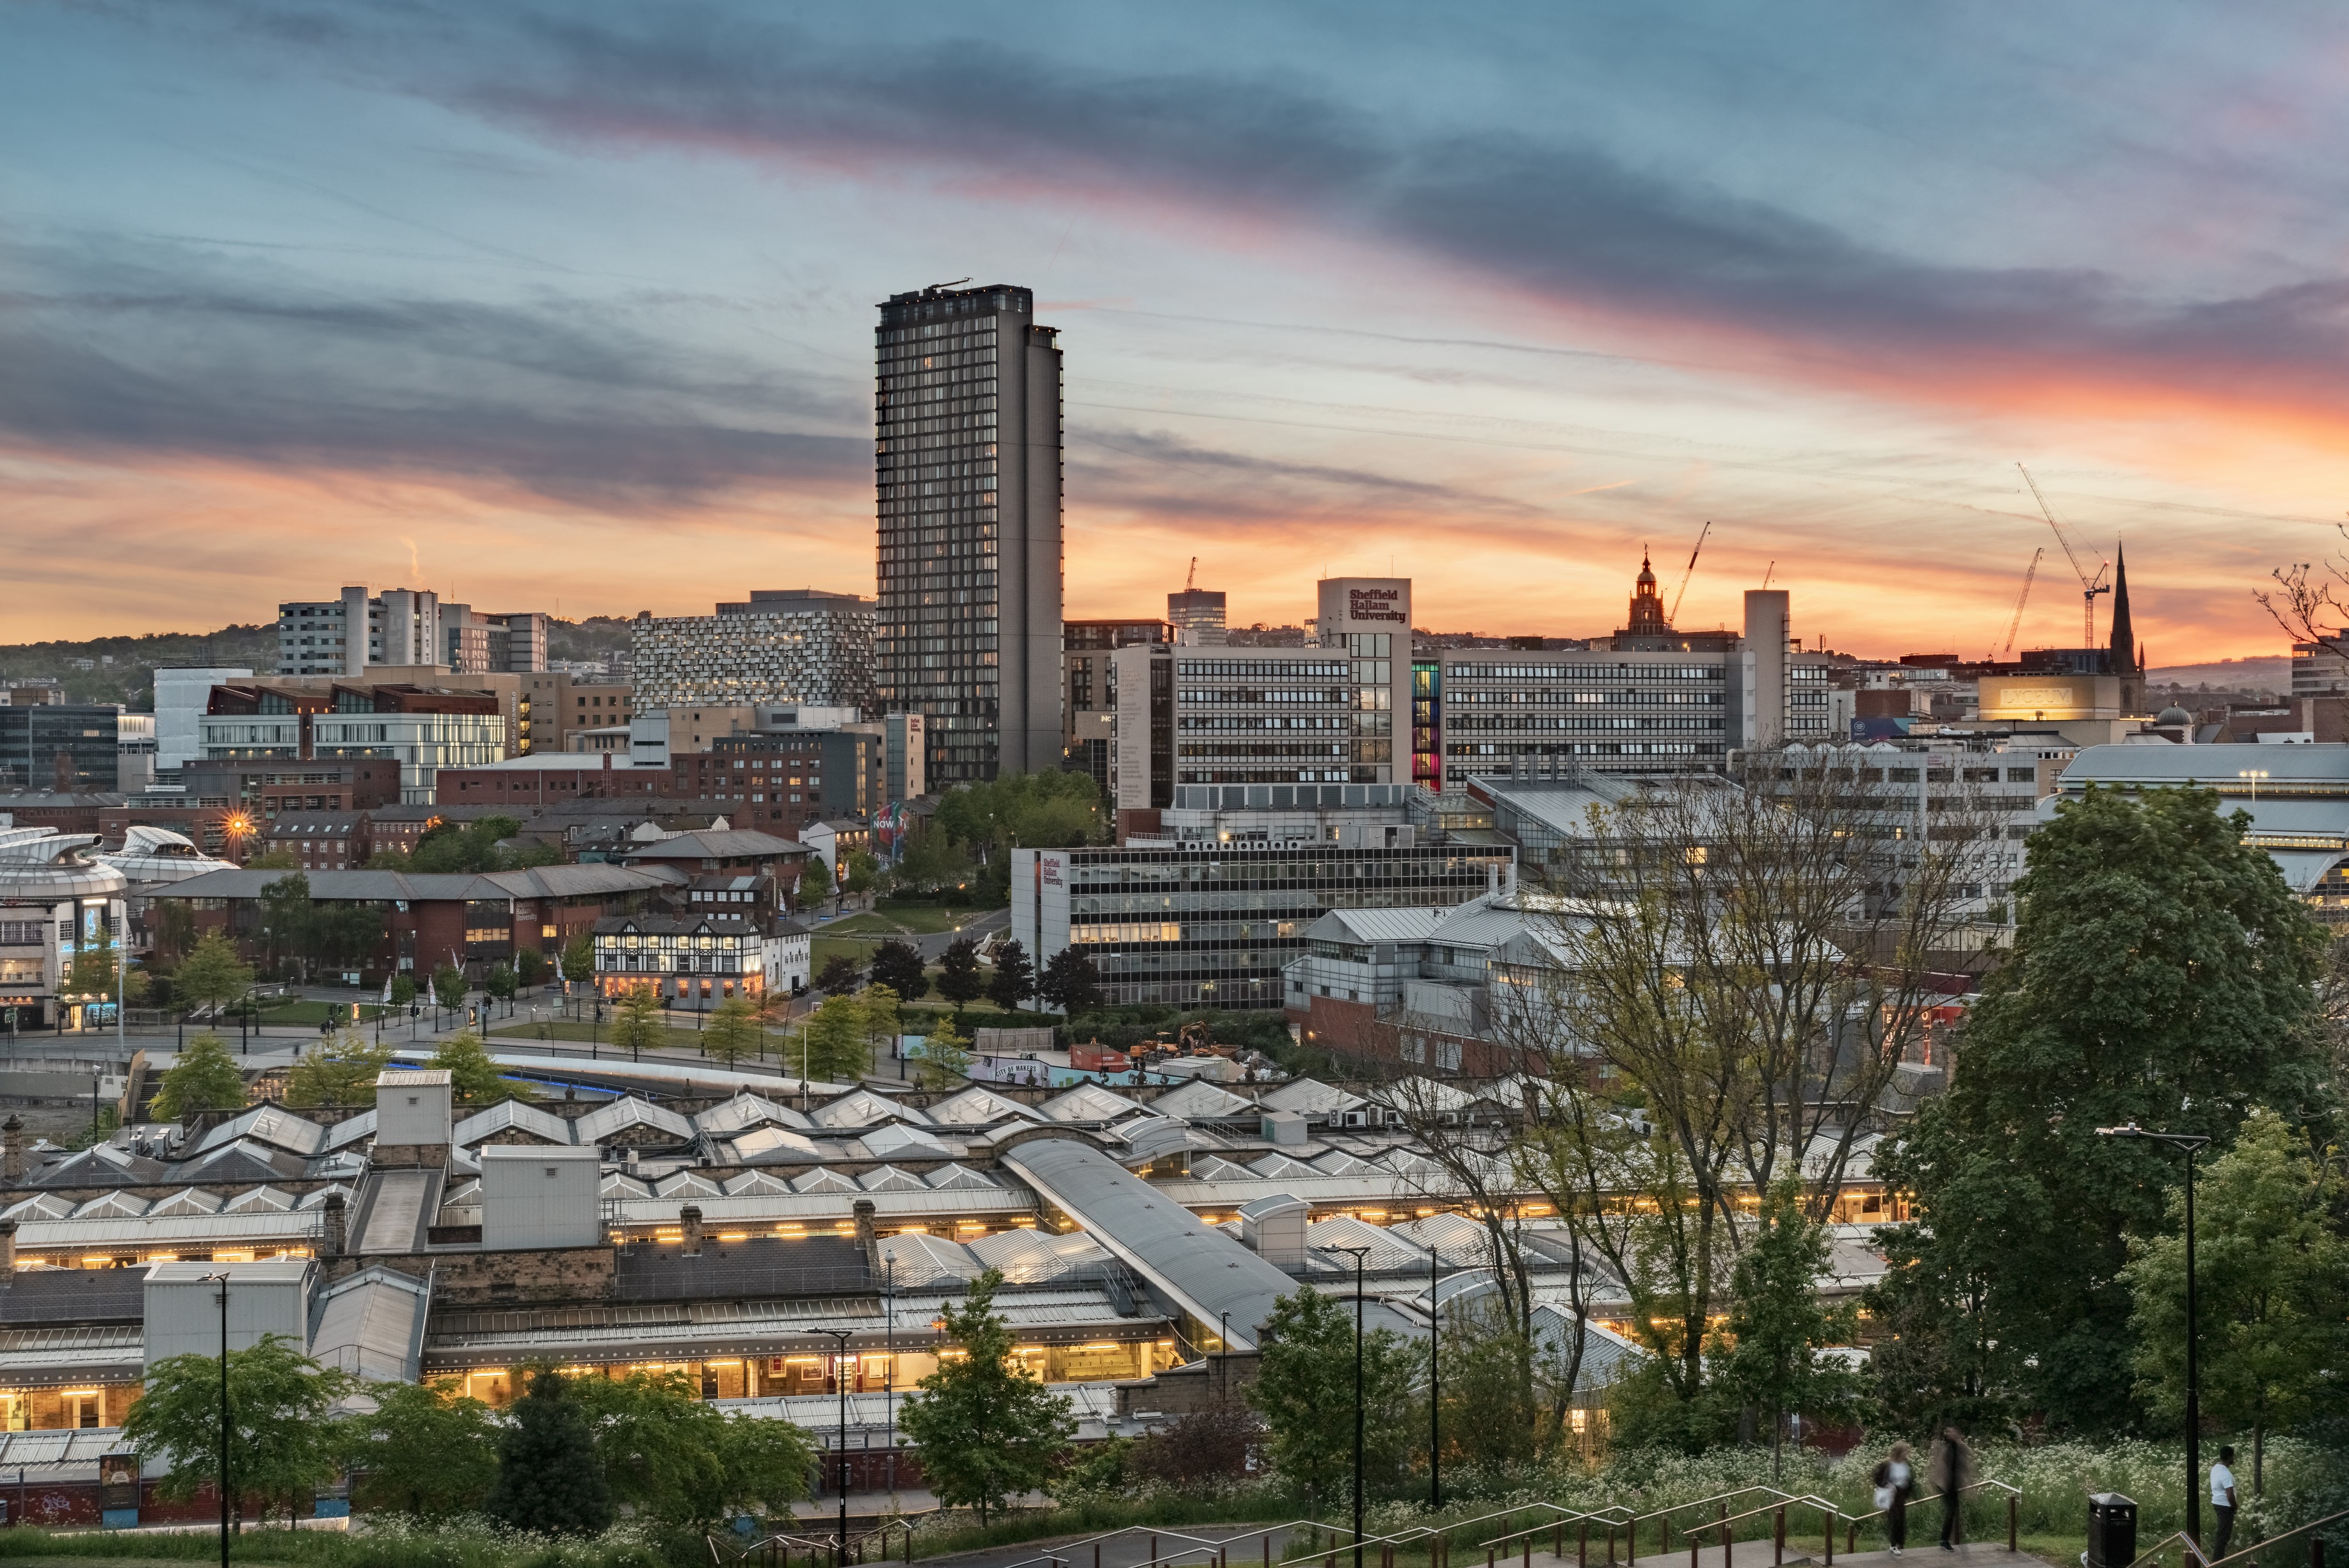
<box><xmin>843</xmin><ymin>1521</ymin><xmax>1312</xmax><ymax>1568</ymax></box>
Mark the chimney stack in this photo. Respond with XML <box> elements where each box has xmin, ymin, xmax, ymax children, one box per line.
<box><xmin>0</xmin><ymin>1219</ymin><xmax>16</xmax><ymax>1276</ymax></box>
<box><xmin>321</xmin><ymin>1191</ymin><xmax>347</xmax><ymax>1258</ymax></box>
<box><xmin>3</xmin><ymin>1116</ymin><xmax>22</xmax><ymax>1183</ymax></box>
<box><xmin>680</xmin><ymin>1205</ymin><xmax>703</xmax><ymax>1257</ymax></box>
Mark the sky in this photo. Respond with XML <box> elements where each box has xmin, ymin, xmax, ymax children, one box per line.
<box><xmin>4</xmin><ymin>3</ymin><xmax>2346</xmax><ymax>661</ymax></box>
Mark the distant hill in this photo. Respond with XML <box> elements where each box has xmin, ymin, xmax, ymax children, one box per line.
<box><xmin>0</xmin><ymin>625</ymin><xmax>278</xmax><ymax>710</ymax></box>
<box><xmin>2147</xmin><ymin>657</ymin><xmax>2289</xmax><ymax>694</ymax></box>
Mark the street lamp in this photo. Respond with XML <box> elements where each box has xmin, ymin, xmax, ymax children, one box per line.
<box><xmin>1325</xmin><ymin>1245</ymin><xmax>1374</xmax><ymax>1568</ymax></box>
<box><xmin>2236</xmin><ymin>769</ymin><xmax>2269</xmax><ymax>803</ymax></box>
<box><xmin>809</xmin><ymin>1327</ymin><xmax>856</xmax><ymax>1565</ymax></box>
<box><xmin>202</xmin><ymin>1270</ymin><xmax>231</xmax><ymax>1566</ymax></box>
<box><xmin>1428</xmin><ymin>1244</ymin><xmax>1446</xmax><ymax>1510</ymax></box>
<box><xmin>2097</xmin><ymin>1122</ymin><xmax>2211</xmax><ymax>1546</ymax></box>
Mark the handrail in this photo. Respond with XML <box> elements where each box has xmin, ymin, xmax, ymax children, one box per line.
<box><xmin>2119</xmin><ymin>1508</ymin><xmax>2349</xmax><ymax>1568</ymax></box>
<box><xmin>1841</xmin><ymin>1476</ymin><xmax>2025</xmax><ymax>1557</ymax></box>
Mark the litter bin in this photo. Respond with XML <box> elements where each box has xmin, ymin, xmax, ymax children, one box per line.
<box><xmin>2087</xmin><ymin>1494</ymin><xmax>2138</xmax><ymax>1568</ymax></box>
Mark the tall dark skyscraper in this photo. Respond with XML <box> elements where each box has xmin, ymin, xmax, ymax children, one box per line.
<box><xmin>874</xmin><ymin>284</ymin><xmax>1064</xmax><ymax>785</ymax></box>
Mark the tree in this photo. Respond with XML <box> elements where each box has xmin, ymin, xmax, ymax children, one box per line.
<box><xmin>2123</xmin><ymin>1108</ymin><xmax>2349</xmax><ymax>1494</ymax></box>
<box><xmin>814</xmin><ymin>953</ymin><xmax>863</xmax><ymax>994</ymax></box>
<box><xmin>560</xmin><ymin>932</ymin><xmax>596</xmax><ymax>988</ymax></box>
<box><xmin>1716</xmin><ymin>1175</ymin><xmax>1862</xmax><ymax>1478</ymax></box>
<box><xmin>988</xmin><ymin>938</ymin><xmax>1035</xmax><ymax>1015</ymax></box>
<box><xmin>703</xmin><ymin>994</ymin><xmax>762</xmax><ymax>1067</ymax></box>
<box><xmin>869</xmin><ymin>939</ymin><xmax>929</xmax><ymax>1000</ymax></box>
<box><xmin>346</xmin><ymin>1379</ymin><xmax>499</xmax><ymax>1517</ymax></box>
<box><xmin>312</xmin><ymin>902</ymin><xmax>385</xmax><ymax>976</ymax></box>
<box><xmin>568</xmin><ymin>1369</ymin><xmax>812</xmax><ymax>1527</ymax></box>
<box><xmin>1129</xmin><ymin>1405</ymin><xmax>1261</xmax><ymax>1491</ymax></box>
<box><xmin>175</xmin><ymin>932</ymin><xmax>255</xmax><ymax>1022</ymax></box>
<box><xmin>149</xmin><ymin>1031</ymin><xmax>247</xmax><ymax>1120</ymax></box>
<box><xmin>1249</xmin><ymin>1285</ymin><xmax>1422</xmax><ymax>1508</ymax></box>
<box><xmin>431</xmin><ymin>962</ymin><xmax>467</xmax><ymax>1012</ymax></box>
<box><xmin>152</xmin><ymin>898</ymin><xmax>197</xmax><ymax>963</ymax></box>
<box><xmin>898</xmin><ymin>1268</ymin><xmax>1077</xmax><ymax>1523</ymax></box>
<box><xmin>1877</xmin><ymin>785</ymin><xmax>2329</xmax><ymax>1433</ymax></box>
<box><xmin>842</xmin><ymin>849</ymin><xmax>880</xmax><ymax>896</ymax></box>
<box><xmin>485</xmin><ymin>1369</ymin><xmax>613</xmax><ymax>1535</ymax></box>
<box><xmin>893</xmin><ymin>830</ymin><xmax>976</xmax><ymax>897</ymax></box>
<box><xmin>286</xmin><ymin>1030</ymin><xmax>394</xmax><ymax>1108</ymax></box>
<box><xmin>800</xmin><ymin>993</ymin><xmax>869</xmax><ymax>1084</ymax></box>
<box><xmin>125</xmin><ymin>1333</ymin><xmax>357</xmax><ymax>1529</ymax></box>
<box><xmin>916</xmin><ymin>1012</ymin><xmax>972</xmax><ymax>1091</ymax></box>
<box><xmin>1037</xmin><ymin>947</ymin><xmax>1101</xmax><ymax>1014</ymax></box>
<box><xmin>63</xmin><ymin>931</ymin><xmax>121</xmax><ymax>1001</ymax></box>
<box><xmin>257</xmin><ymin>872</ymin><xmax>316</xmax><ymax>980</ymax></box>
<box><xmin>483</xmin><ymin>961</ymin><xmax>517</xmax><ymax>1006</ymax></box>
<box><xmin>515</xmin><ymin>947</ymin><xmax>551</xmax><ymax>989</ymax></box>
<box><xmin>611</xmin><ymin>982</ymin><xmax>665</xmax><ymax>1059</ymax></box>
<box><xmin>246</xmin><ymin>849</ymin><xmax>301</xmax><ymax>870</ymax></box>
<box><xmin>938</xmin><ymin>937</ymin><xmax>984</xmax><ymax>1016</ymax></box>
<box><xmin>1434</xmin><ymin>1290</ymin><xmax>1542</xmax><ymax>1473</ymax></box>
<box><xmin>430</xmin><ymin>1030</ymin><xmax>533</xmax><ymax>1103</ymax></box>
<box><xmin>374</xmin><ymin>814</ymin><xmax>557</xmax><ymax>874</ymax></box>
<box><xmin>388</xmin><ymin>973</ymin><xmax>417</xmax><ymax>1011</ymax></box>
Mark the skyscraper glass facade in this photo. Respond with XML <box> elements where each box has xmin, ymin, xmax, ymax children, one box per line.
<box><xmin>874</xmin><ymin>284</ymin><xmax>1062</xmax><ymax>785</ymax></box>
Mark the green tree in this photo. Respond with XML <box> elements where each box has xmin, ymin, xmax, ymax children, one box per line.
<box><xmin>560</xmin><ymin>932</ymin><xmax>596</xmax><ymax>987</ymax></box>
<box><xmin>987</xmin><ymin>938</ymin><xmax>1034</xmax><ymax>1014</ymax></box>
<box><xmin>1877</xmin><ymin>785</ymin><xmax>2330</xmax><ymax>1433</ymax></box>
<box><xmin>1434</xmin><ymin>1292</ymin><xmax>1541</xmax><ymax>1474</ymax></box>
<box><xmin>611</xmin><ymin>982</ymin><xmax>666</xmax><ymax>1059</ymax></box>
<box><xmin>257</xmin><ymin>871</ymin><xmax>317</xmax><ymax>980</ymax></box>
<box><xmin>703</xmin><ymin>994</ymin><xmax>762</xmax><ymax>1067</ymax></box>
<box><xmin>869</xmin><ymin>938</ymin><xmax>929</xmax><ymax>1000</ymax></box>
<box><xmin>63</xmin><ymin>930</ymin><xmax>121</xmax><ymax>1000</ymax></box>
<box><xmin>125</xmin><ymin>1333</ymin><xmax>357</xmax><ymax>1528</ymax></box>
<box><xmin>153</xmin><ymin>898</ymin><xmax>197</xmax><ymax>962</ymax></box>
<box><xmin>916</xmin><ymin>1013</ymin><xmax>972</xmax><ymax>1091</ymax></box>
<box><xmin>374</xmin><ymin>814</ymin><xmax>557</xmax><ymax>874</ymax></box>
<box><xmin>800</xmin><ymin>993</ymin><xmax>869</xmax><ymax>1083</ymax></box>
<box><xmin>814</xmin><ymin>953</ymin><xmax>863</xmax><ymax>994</ymax></box>
<box><xmin>431</xmin><ymin>962</ymin><xmax>467</xmax><ymax>1012</ymax></box>
<box><xmin>569</xmin><ymin>1369</ymin><xmax>813</xmax><ymax>1527</ymax></box>
<box><xmin>485</xmin><ymin>1368</ymin><xmax>614</xmax><ymax>1535</ymax></box>
<box><xmin>937</xmin><ymin>937</ymin><xmax>984</xmax><ymax>1016</ymax></box>
<box><xmin>286</xmin><ymin>1030</ymin><xmax>394</xmax><ymax>1108</ymax></box>
<box><xmin>483</xmin><ymin>960</ymin><xmax>517</xmax><ymax>1007</ymax></box>
<box><xmin>2123</xmin><ymin>1108</ymin><xmax>2349</xmax><ymax>1493</ymax></box>
<box><xmin>430</xmin><ymin>1030</ymin><xmax>533</xmax><ymax>1103</ymax></box>
<box><xmin>842</xmin><ymin>848</ymin><xmax>880</xmax><ymax>896</ymax></box>
<box><xmin>1249</xmin><ymin>1286</ymin><xmax>1422</xmax><ymax>1508</ymax></box>
<box><xmin>389</xmin><ymin>973</ymin><xmax>417</xmax><ymax>1011</ymax></box>
<box><xmin>515</xmin><ymin>947</ymin><xmax>551</xmax><ymax>989</ymax></box>
<box><xmin>899</xmin><ymin>1268</ymin><xmax>1078</xmax><ymax>1523</ymax></box>
<box><xmin>175</xmin><ymin>932</ymin><xmax>255</xmax><ymax>1022</ymax></box>
<box><xmin>150</xmin><ymin>1031</ymin><xmax>247</xmax><ymax>1121</ymax></box>
<box><xmin>246</xmin><ymin>849</ymin><xmax>301</xmax><ymax>870</ymax></box>
<box><xmin>313</xmin><ymin>902</ymin><xmax>385</xmax><ymax>975</ymax></box>
<box><xmin>1716</xmin><ymin>1174</ymin><xmax>1862</xmax><ymax>1478</ymax></box>
<box><xmin>893</xmin><ymin>829</ymin><xmax>976</xmax><ymax>897</ymax></box>
<box><xmin>858</xmin><ymin>983</ymin><xmax>902</xmax><ymax>1073</ymax></box>
<box><xmin>346</xmin><ymin>1379</ymin><xmax>499</xmax><ymax>1517</ymax></box>
<box><xmin>1038</xmin><ymin>948</ymin><xmax>1102</xmax><ymax>1014</ymax></box>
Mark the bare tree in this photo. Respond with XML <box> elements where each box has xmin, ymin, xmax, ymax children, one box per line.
<box><xmin>2252</xmin><ymin>524</ymin><xmax>2349</xmax><ymax>644</ymax></box>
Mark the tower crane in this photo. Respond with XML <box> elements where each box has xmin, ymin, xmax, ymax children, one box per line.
<box><xmin>1996</xmin><ymin>547</ymin><xmax>2042</xmax><ymax>659</ymax></box>
<box><xmin>1668</xmin><ymin>520</ymin><xmax>1710</xmax><ymax>622</ymax></box>
<box><xmin>2017</xmin><ymin>463</ymin><xmax>2108</xmax><ymax>646</ymax></box>
<box><xmin>1185</xmin><ymin>557</ymin><xmax>1197</xmax><ymax>591</ymax></box>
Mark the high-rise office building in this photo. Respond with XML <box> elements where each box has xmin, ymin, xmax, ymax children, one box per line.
<box><xmin>874</xmin><ymin>284</ymin><xmax>1063</xmax><ymax>785</ymax></box>
<box><xmin>1167</xmin><ymin>588</ymin><xmax>1227</xmax><ymax>645</ymax></box>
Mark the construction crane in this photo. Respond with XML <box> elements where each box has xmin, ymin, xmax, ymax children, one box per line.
<box><xmin>1669</xmin><ymin>520</ymin><xmax>1711</xmax><ymax>621</ymax></box>
<box><xmin>2017</xmin><ymin>463</ymin><xmax>2108</xmax><ymax>645</ymax></box>
<box><xmin>1996</xmin><ymin>547</ymin><xmax>2042</xmax><ymax>659</ymax></box>
<box><xmin>1185</xmin><ymin>556</ymin><xmax>1197</xmax><ymax>592</ymax></box>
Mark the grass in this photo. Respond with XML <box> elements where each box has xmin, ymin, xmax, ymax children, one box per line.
<box><xmin>860</xmin><ymin>904</ymin><xmax>991</xmax><ymax>935</ymax></box>
<box><xmin>0</xmin><ymin>1518</ymin><xmax>673</xmax><ymax>1568</ymax></box>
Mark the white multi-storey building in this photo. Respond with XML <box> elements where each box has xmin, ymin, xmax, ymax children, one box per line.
<box><xmin>276</xmin><ymin>588</ymin><xmax>443</xmax><ymax>676</ymax></box>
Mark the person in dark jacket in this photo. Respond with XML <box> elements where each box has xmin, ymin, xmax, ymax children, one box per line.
<box><xmin>1874</xmin><ymin>1441</ymin><xmax>1917</xmax><ymax>1555</ymax></box>
<box><xmin>1928</xmin><ymin>1428</ymin><xmax>1976</xmax><ymax>1551</ymax></box>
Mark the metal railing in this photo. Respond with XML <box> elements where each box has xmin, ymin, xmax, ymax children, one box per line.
<box><xmin>2115</xmin><ymin>1508</ymin><xmax>2347</xmax><ymax>1568</ymax></box>
<box><xmin>1840</xmin><ymin>1477</ymin><xmax>2022</xmax><ymax>1557</ymax></box>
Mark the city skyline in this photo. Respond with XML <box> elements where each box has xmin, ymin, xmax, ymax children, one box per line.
<box><xmin>6</xmin><ymin>5</ymin><xmax>2346</xmax><ymax>660</ymax></box>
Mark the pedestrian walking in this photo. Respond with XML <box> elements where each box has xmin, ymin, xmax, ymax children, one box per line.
<box><xmin>2210</xmin><ymin>1446</ymin><xmax>2238</xmax><ymax>1560</ymax></box>
<box><xmin>1874</xmin><ymin>1441</ymin><xmax>1916</xmax><ymax>1556</ymax></box>
<box><xmin>1928</xmin><ymin>1427</ymin><xmax>1974</xmax><ymax>1551</ymax></box>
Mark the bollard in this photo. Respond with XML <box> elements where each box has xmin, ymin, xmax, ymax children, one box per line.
<box><xmin>1688</xmin><ymin>1532</ymin><xmax>1698</xmax><ymax>1568</ymax></box>
<box><xmin>1557</xmin><ymin>1525</ymin><xmax>1565</xmax><ymax>1560</ymax></box>
<box><xmin>1525</xmin><ymin>1538</ymin><xmax>1532</xmax><ymax>1568</ymax></box>
<box><xmin>1580</xmin><ymin>1521</ymin><xmax>1589</xmax><ymax>1568</ymax></box>
<box><xmin>1265</xmin><ymin>1538</ymin><xmax>1272</xmax><ymax>1568</ymax></box>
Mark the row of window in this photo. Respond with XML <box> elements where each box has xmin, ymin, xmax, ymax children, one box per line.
<box><xmin>1447</xmin><ymin>664</ymin><xmax>1725</xmax><ymax>680</ymax></box>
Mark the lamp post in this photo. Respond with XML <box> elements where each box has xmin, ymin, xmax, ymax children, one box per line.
<box><xmin>1219</xmin><ymin>1311</ymin><xmax>1231</xmax><ymax>1406</ymax></box>
<box><xmin>202</xmin><ymin>1271</ymin><xmax>231</xmax><ymax>1566</ymax></box>
<box><xmin>810</xmin><ymin>1327</ymin><xmax>856</xmax><ymax>1565</ymax></box>
<box><xmin>2097</xmin><ymin>1122</ymin><xmax>2210</xmax><ymax>1546</ymax></box>
<box><xmin>2236</xmin><ymin>769</ymin><xmax>2268</xmax><ymax>803</ymax></box>
<box><xmin>1428</xmin><ymin>1244</ymin><xmax>1444</xmax><ymax>1510</ymax></box>
<box><xmin>883</xmin><ymin>1260</ymin><xmax>898</xmax><ymax>1496</ymax></box>
<box><xmin>1326</xmin><ymin>1245</ymin><xmax>1374</xmax><ymax>1568</ymax></box>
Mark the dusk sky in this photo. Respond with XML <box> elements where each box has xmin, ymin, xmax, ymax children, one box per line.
<box><xmin>5</xmin><ymin>3</ymin><xmax>2346</xmax><ymax>660</ymax></box>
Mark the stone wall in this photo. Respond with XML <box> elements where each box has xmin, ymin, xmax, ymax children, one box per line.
<box><xmin>321</xmin><ymin>1243</ymin><xmax>616</xmax><ymax>1306</ymax></box>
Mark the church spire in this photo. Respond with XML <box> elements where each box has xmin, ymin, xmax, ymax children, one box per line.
<box><xmin>2107</xmin><ymin>543</ymin><xmax>2136</xmax><ymax>675</ymax></box>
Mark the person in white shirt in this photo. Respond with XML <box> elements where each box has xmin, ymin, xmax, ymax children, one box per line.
<box><xmin>1874</xmin><ymin>1443</ymin><xmax>1916</xmax><ymax>1555</ymax></box>
<box><xmin>2211</xmin><ymin>1448</ymin><xmax>2238</xmax><ymax>1559</ymax></box>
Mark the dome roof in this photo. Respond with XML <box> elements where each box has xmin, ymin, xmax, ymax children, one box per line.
<box><xmin>2156</xmin><ymin>705</ymin><xmax>2193</xmax><ymax>726</ymax></box>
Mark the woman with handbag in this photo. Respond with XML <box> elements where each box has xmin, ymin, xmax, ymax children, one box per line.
<box><xmin>1874</xmin><ymin>1441</ymin><xmax>1916</xmax><ymax>1556</ymax></box>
